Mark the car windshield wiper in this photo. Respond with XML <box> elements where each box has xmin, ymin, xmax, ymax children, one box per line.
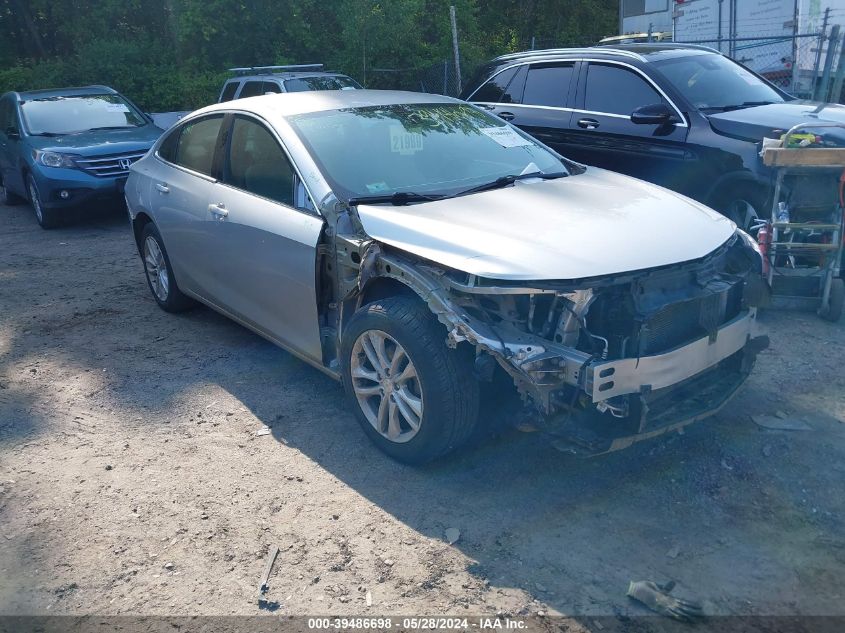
<box><xmin>453</xmin><ymin>171</ymin><xmax>567</xmax><ymax>197</ymax></box>
<box><xmin>347</xmin><ymin>191</ymin><xmax>445</xmax><ymax>206</ymax></box>
<box><xmin>32</xmin><ymin>132</ymin><xmax>63</xmax><ymax>137</ymax></box>
<box><xmin>84</xmin><ymin>125</ymin><xmax>141</xmax><ymax>131</ymax></box>
<box><xmin>701</xmin><ymin>101</ymin><xmax>777</xmax><ymax>113</ymax></box>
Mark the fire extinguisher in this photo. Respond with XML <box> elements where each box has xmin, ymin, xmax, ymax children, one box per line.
<box><xmin>757</xmin><ymin>222</ymin><xmax>771</xmax><ymax>276</ymax></box>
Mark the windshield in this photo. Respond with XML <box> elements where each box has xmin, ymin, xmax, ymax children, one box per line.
<box><xmin>287</xmin><ymin>103</ymin><xmax>566</xmax><ymax>200</ymax></box>
<box><xmin>21</xmin><ymin>93</ymin><xmax>146</xmax><ymax>135</ymax></box>
<box><xmin>653</xmin><ymin>53</ymin><xmax>786</xmax><ymax>111</ymax></box>
<box><xmin>284</xmin><ymin>76</ymin><xmax>362</xmax><ymax>92</ymax></box>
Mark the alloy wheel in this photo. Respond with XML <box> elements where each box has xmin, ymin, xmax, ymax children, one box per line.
<box><xmin>350</xmin><ymin>329</ymin><xmax>424</xmax><ymax>443</ymax></box>
<box><xmin>143</xmin><ymin>235</ymin><xmax>170</xmax><ymax>302</ymax></box>
<box><xmin>726</xmin><ymin>198</ymin><xmax>760</xmax><ymax>232</ymax></box>
<box><xmin>29</xmin><ymin>181</ymin><xmax>43</xmax><ymax>223</ymax></box>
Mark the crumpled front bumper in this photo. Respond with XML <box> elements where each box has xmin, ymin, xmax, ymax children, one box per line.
<box><xmin>542</xmin><ymin>309</ymin><xmax>769</xmax><ymax>456</ymax></box>
<box><xmin>586</xmin><ymin>309</ymin><xmax>762</xmax><ymax>402</ymax></box>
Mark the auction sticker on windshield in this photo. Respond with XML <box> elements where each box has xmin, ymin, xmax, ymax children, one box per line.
<box><xmin>481</xmin><ymin>126</ymin><xmax>533</xmax><ymax>148</ymax></box>
<box><xmin>390</xmin><ymin>126</ymin><xmax>424</xmax><ymax>155</ymax></box>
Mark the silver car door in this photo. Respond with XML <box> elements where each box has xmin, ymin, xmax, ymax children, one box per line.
<box><xmin>207</xmin><ymin>114</ymin><xmax>324</xmax><ymax>361</ymax></box>
<box><xmin>149</xmin><ymin>114</ymin><xmax>227</xmax><ymax>298</ymax></box>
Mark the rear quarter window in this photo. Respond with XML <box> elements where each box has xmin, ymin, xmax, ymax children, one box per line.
<box><xmin>219</xmin><ymin>82</ymin><xmax>239</xmax><ymax>102</ymax></box>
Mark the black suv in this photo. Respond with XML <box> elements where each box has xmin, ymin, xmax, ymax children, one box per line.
<box><xmin>462</xmin><ymin>43</ymin><xmax>845</xmax><ymax>229</ymax></box>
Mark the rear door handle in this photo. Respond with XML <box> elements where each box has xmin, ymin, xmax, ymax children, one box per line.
<box><xmin>498</xmin><ymin>111</ymin><xmax>515</xmax><ymax>121</ymax></box>
<box><xmin>577</xmin><ymin>118</ymin><xmax>600</xmax><ymax>130</ymax></box>
<box><xmin>208</xmin><ymin>202</ymin><xmax>228</xmax><ymax>219</ymax></box>
<box><xmin>154</xmin><ymin>183</ymin><xmax>169</xmax><ymax>193</ymax></box>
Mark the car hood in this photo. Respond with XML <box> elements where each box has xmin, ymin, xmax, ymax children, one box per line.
<box><xmin>708</xmin><ymin>100</ymin><xmax>845</xmax><ymax>143</ymax></box>
<box><xmin>26</xmin><ymin>124</ymin><xmax>162</xmax><ymax>156</ymax></box>
<box><xmin>356</xmin><ymin>168</ymin><xmax>735</xmax><ymax>281</ymax></box>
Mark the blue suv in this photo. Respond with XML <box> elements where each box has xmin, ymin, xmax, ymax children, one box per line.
<box><xmin>0</xmin><ymin>85</ymin><xmax>162</xmax><ymax>228</ymax></box>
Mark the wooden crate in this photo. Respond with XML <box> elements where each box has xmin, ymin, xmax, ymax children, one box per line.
<box><xmin>763</xmin><ymin>147</ymin><xmax>845</xmax><ymax>167</ymax></box>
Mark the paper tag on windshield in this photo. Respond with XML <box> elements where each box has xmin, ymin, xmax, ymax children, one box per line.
<box><xmin>389</xmin><ymin>126</ymin><xmax>424</xmax><ymax>155</ymax></box>
<box><xmin>365</xmin><ymin>182</ymin><xmax>390</xmax><ymax>193</ymax></box>
<box><xmin>105</xmin><ymin>103</ymin><xmax>130</xmax><ymax>112</ymax></box>
<box><xmin>481</xmin><ymin>126</ymin><xmax>532</xmax><ymax>148</ymax></box>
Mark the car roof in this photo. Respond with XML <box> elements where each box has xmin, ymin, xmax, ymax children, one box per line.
<box><xmin>14</xmin><ymin>85</ymin><xmax>118</xmax><ymax>100</ymax></box>
<box><xmin>492</xmin><ymin>43</ymin><xmax>718</xmax><ymax>64</ymax></box>
<box><xmin>192</xmin><ymin>89</ymin><xmax>459</xmax><ymax>120</ymax></box>
<box><xmin>227</xmin><ymin>72</ymin><xmax>354</xmax><ymax>82</ymax></box>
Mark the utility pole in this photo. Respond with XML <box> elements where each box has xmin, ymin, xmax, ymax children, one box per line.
<box><xmin>811</xmin><ymin>7</ymin><xmax>831</xmax><ymax>98</ymax></box>
<box><xmin>450</xmin><ymin>6</ymin><xmax>462</xmax><ymax>95</ymax></box>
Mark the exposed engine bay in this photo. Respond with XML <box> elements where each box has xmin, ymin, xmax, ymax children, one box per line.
<box><xmin>326</xmin><ymin>221</ymin><xmax>770</xmax><ymax>456</ymax></box>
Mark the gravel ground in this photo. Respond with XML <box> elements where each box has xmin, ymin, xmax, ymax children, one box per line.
<box><xmin>0</xmin><ymin>202</ymin><xmax>844</xmax><ymax>619</ymax></box>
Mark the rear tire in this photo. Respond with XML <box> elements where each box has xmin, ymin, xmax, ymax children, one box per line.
<box><xmin>820</xmin><ymin>278</ymin><xmax>844</xmax><ymax>322</ymax></box>
<box><xmin>28</xmin><ymin>175</ymin><xmax>59</xmax><ymax>229</ymax></box>
<box><xmin>341</xmin><ymin>296</ymin><xmax>480</xmax><ymax>464</ymax></box>
<box><xmin>140</xmin><ymin>222</ymin><xmax>195</xmax><ymax>313</ymax></box>
<box><xmin>1</xmin><ymin>178</ymin><xmax>24</xmax><ymax>205</ymax></box>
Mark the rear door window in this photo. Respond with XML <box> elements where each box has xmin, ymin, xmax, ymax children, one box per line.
<box><xmin>238</xmin><ymin>81</ymin><xmax>265</xmax><ymax>99</ymax></box>
<box><xmin>584</xmin><ymin>63</ymin><xmax>663</xmax><ymax>115</ymax></box>
<box><xmin>174</xmin><ymin>114</ymin><xmax>225</xmax><ymax>176</ymax></box>
<box><xmin>522</xmin><ymin>62</ymin><xmax>575</xmax><ymax>108</ymax></box>
<box><xmin>219</xmin><ymin>82</ymin><xmax>238</xmax><ymax>102</ymax></box>
<box><xmin>262</xmin><ymin>81</ymin><xmax>282</xmax><ymax>94</ymax></box>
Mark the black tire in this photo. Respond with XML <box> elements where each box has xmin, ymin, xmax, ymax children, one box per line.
<box><xmin>140</xmin><ymin>222</ymin><xmax>195</xmax><ymax>313</ymax></box>
<box><xmin>1</xmin><ymin>177</ymin><xmax>24</xmax><ymax>205</ymax></box>
<box><xmin>711</xmin><ymin>184</ymin><xmax>768</xmax><ymax>232</ymax></box>
<box><xmin>820</xmin><ymin>278</ymin><xmax>844</xmax><ymax>322</ymax></box>
<box><xmin>27</xmin><ymin>175</ymin><xmax>59</xmax><ymax>229</ymax></box>
<box><xmin>341</xmin><ymin>296</ymin><xmax>480</xmax><ymax>464</ymax></box>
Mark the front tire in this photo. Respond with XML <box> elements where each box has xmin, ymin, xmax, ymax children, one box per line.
<box><xmin>341</xmin><ymin>296</ymin><xmax>479</xmax><ymax>464</ymax></box>
<box><xmin>140</xmin><ymin>222</ymin><xmax>195</xmax><ymax>313</ymax></box>
<box><xmin>712</xmin><ymin>184</ymin><xmax>767</xmax><ymax>232</ymax></box>
<box><xmin>28</xmin><ymin>175</ymin><xmax>59</xmax><ymax>229</ymax></box>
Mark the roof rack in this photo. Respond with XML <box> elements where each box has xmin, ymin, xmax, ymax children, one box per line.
<box><xmin>228</xmin><ymin>64</ymin><xmax>325</xmax><ymax>76</ymax></box>
<box><xmin>492</xmin><ymin>47</ymin><xmax>645</xmax><ymax>62</ymax></box>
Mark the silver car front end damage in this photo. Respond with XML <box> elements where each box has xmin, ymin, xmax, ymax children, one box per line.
<box><xmin>347</xmin><ymin>238</ymin><xmax>768</xmax><ymax>456</ymax></box>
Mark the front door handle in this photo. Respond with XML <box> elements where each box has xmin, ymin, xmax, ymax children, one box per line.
<box><xmin>154</xmin><ymin>183</ymin><xmax>169</xmax><ymax>193</ymax></box>
<box><xmin>498</xmin><ymin>111</ymin><xmax>515</xmax><ymax>121</ymax></box>
<box><xmin>208</xmin><ymin>202</ymin><xmax>228</xmax><ymax>219</ymax></box>
<box><xmin>577</xmin><ymin>118</ymin><xmax>600</xmax><ymax>130</ymax></box>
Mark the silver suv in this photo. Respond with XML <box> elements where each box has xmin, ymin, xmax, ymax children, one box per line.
<box><xmin>218</xmin><ymin>64</ymin><xmax>361</xmax><ymax>102</ymax></box>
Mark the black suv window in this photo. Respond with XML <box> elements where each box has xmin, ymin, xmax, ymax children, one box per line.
<box><xmin>584</xmin><ymin>63</ymin><xmax>663</xmax><ymax>116</ymax></box>
<box><xmin>472</xmin><ymin>65</ymin><xmax>526</xmax><ymax>104</ymax></box>
<box><xmin>523</xmin><ymin>62</ymin><xmax>574</xmax><ymax>108</ymax></box>
<box><xmin>220</xmin><ymin>82</ymin><xmax>238</xmax><ymax>102</ymax></box>
<box><xmin>224</xmin><ymin>116</ymin><xmax>294</xmax><ymax>206</ymax></box>
<box><xmin>174</xmin><ymin>115</ymin><xmax>224</xmax><ymax>176</ymax></box>
<box><xmin>238</xmin><ymin>81</ymin><xmax>265</xmax><ymax>99</ymax></box>
<box><xmin>472</xmin><ymin>66</ymin><xmax>519</xmax><ymax>102</ymax></box>
<box><xmin>262</xmin><ymin>81</ymin><xmax>282</xmax><ymax>94</ymax></box>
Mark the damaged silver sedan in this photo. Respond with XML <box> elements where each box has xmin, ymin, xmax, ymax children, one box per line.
<box><xmin>125</xmin><ymin>90</ymin><xmax>769</xmax><ymax>463</ymax></box>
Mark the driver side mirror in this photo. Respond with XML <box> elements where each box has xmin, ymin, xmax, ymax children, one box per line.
<box><xmin>631</xmin><ymin>103</ymin><xmax>677</xmax><ymax>125</ymax></box>
<box><xmin>5</xmin><ymin>126</ymin><xmax>20</xmax><ymax>140</ymax></box>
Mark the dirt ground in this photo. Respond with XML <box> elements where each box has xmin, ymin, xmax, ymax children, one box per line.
<box><xmin>1</xmin><ymin>201</ymin><xmax>844</xmax><ymax>620</ymax></box>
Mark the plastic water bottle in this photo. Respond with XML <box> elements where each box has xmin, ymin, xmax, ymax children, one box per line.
<box><xmin>777</xmin><ymin>202</ymin><xmax>790</xmax><ymax>224</ymax></box>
